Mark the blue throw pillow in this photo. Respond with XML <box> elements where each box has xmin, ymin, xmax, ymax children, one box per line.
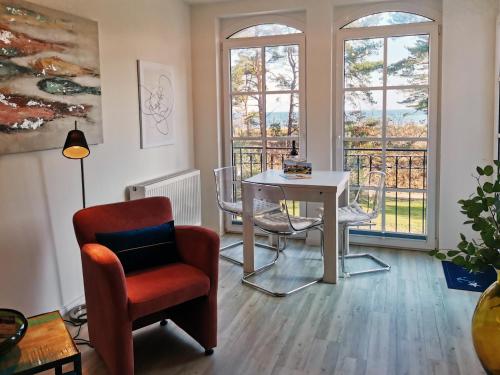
<box><xmin>95</xmin><ymin>221</ymin><xmax>179</xmax><ymax>274</ymax></box>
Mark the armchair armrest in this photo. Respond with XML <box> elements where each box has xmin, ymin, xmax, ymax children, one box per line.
<box><xmin>81</xmin><ymin>243</ymin><xmax>128</xmax><ymax>314</ymax></box>
<box><xmin>175</xmin><ymin>226</ymin><xmax>219</xmax><ymax>288</ymax></box>
<box><xmin>80</xmin><ymin>244</ymin><xmax>133</xmax><ymax>372</ymax></box>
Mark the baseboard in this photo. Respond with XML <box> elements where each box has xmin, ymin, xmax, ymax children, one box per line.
<box><xmin>61</xmin><ymin>294</ymin><xmax>85</xmax><ymax>315</ymax></box>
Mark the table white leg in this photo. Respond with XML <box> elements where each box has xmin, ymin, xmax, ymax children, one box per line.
<box><xmin>322</xmin><ymin>191</ymin><xmax>338</xmax><ymax>283</ymax></box>
<box><xmin>339</xmin><ymin>182</ymin><xmax>350</xmax><ymax>255</ymax></box>
<box><xmin>242</xmin><ymin>183</ymin><xmax>255</xmax><ymax>273</ymax></box>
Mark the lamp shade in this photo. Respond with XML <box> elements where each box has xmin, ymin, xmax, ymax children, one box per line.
<box><xmin>62</xmin><ymin>129</ymin><xmax>89</xmax><ymax>159</ymax></box>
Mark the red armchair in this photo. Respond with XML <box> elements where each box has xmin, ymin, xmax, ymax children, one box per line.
<box><xmin>72</xmin><ymin>197</ymin><xmax>219</xmax><ymax>375</ymax></box>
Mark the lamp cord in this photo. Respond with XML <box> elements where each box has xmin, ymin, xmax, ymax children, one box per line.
<box><xmin>63</xmin><ymin>319</ymin><xmax>93</xmax><ymax>348</ymax></box>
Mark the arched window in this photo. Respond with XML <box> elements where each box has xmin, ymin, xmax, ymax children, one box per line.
<box><xmin>222</xmin><ymin>21</ymin><xmax>306</xmax><ymax>230</ymax></box>
<box><xmin>229</xmin><ymin>23</ymin><xmax>303</xmax><ymax>38</ymax></box>
<box><xmin>342</xmin><ymin>11</ymin><xmax>433</xmax><ymax>28</ymax></box>
<box><xmin>336</xmin><ymin>9</ymin><xmax>438</xmax><ymax>248</ymax></box>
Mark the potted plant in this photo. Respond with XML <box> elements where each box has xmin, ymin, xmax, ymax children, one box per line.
<box><xmin>430</xmin><ymin>162</ymin><xmax>500</xmax><ymax>374</ymax></box>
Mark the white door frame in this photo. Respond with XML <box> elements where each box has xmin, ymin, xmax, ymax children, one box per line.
<box><xmin>222</xmin><ymin>33</ymin><xmax>307</xmax><ymax>233</ymax></box>
<box><xmin>335</xmin><ymin>22</ymin><xmax>439</xmax><ymax>250</ymax></box>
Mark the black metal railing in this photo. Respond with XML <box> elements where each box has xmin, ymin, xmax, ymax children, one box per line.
<box><xmin>344</xmin><ymin>147</ymin><xmax>427</xmax><ymax>234</ymax></box>
<box><xmin>230</xmin><ymin>145</ymin><xmax>428</xmax><ymax>235</ymax></box>
<box><xmin>231</xmin><ymin>145</ymin><xmax>298</xmax><ymax>218</ymax></box>
<box><xmin>232</xmin><ymin>145</ymin><xmax>295</xmax><ymax>179</ymax></box>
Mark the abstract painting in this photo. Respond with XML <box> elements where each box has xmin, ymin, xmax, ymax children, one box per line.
<box><xmin>137</xmin><ymin>60</ymin><xmax>175</xmax><ymax>148</ymax></box>
<box><xmin>0</xmin><ymin>0</ymin><xmax>102</xmax><ymax>155</ymax></box>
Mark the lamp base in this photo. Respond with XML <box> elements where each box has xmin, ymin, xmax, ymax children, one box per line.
<box><xmin>68</xmin><ymin>304</ymin><xmax>87</xmax><ymax>324</ymax></box>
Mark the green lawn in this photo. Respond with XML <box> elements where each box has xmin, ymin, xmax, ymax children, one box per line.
<box><xmin>360</xmin><ymin>194</ymin><xmax>426</xmax><ymax>234</ymax></box>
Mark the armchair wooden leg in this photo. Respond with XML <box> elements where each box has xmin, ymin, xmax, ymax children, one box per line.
<box><xmin>160</xmin><ymin>319</ymin><xmax>167</xmax><ymax>327</ymax></box>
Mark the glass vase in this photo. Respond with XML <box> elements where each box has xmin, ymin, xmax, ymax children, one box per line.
<box><xmin>471</xmin><ymin>268</ymin><xmax>500</xmax><ymax>374</ymax></box>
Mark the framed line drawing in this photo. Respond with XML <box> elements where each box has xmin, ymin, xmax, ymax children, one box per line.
<box><xmin>137</xmin><ymin>60</ymin><xmax>175</xmax><ymax>148</ymax></box>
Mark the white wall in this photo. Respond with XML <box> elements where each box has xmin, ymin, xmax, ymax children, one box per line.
<box><xmin>439</xmin><ymin>0</ymin><xmax>497</xmax><ymax>248</ymax></box>
<box><xmin>0</xmin><ymin>0</ymin><xmax>194</xmax><ymax>316</ymax></box>
<box><xmin>190</xmin><ymin>0</ymin><xmax>498</xmax><ymax>251</ymax></box>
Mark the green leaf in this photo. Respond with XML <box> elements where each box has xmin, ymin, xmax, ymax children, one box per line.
<box><xmin>484</xmin><ymin>165</ymin><xmax>494</xmax><ymax>176</ymax></box>
<box><xmin>447</xmin><ymin>250</ymin><xmax>460</xmax><ymax>257</ymax></box>
<box><xmin>466</xmin><ymin>243</ymin><xmax>477</xmax><ymax>255</ymax></box>
<box><xmin>477</xmin><ymin>187</ymin><xmax>485</xmax><ymax>197</ymax></box>
<box><xmin>460</xmin><ymin>233</ymin><xmax>466</xmax><ymax>241</ymax></box>
<box><xmin>483</xmin><ymin>182</ymin><xmax>494</xmax><ymax>193</ymax></box>
<box><xmin>436</xmin><ymin>253</ymin><xmax>446</xmax><ymax>260</ymax></box>
<box><xmin>452</xmin><ymin>256</ymin><xmax>466</xmax><ymax>266</ymax></box>
<box><xmin>477</xmin><ymin>166</ymin><xmax>485</xmax><ymax>175</ymax></box>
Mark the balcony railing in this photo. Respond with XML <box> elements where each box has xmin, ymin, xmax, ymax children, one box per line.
<box><xmin>231</xmin><ymin>145</ymin><xmax>299</xmax><ymax>217</ymax></box>
<box><xmin>231</xmin><ymin>145</ymin><xmax>428</xmax><ymax>235</ymax></box>
<box><xmin>344</xmin><ymin>147</ymin><xmax>427</xmax><ymax>235</ymax></box>
<box><xmin>232</xmin><ymin>145</ymin><xmax>293</xmax><ymax>179</ymax></box>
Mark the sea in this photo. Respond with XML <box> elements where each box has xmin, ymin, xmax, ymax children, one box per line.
<box><xmin>266</xmin><ymin>110</ymin><xmax>427</xmax><ymax>125</ymax></box>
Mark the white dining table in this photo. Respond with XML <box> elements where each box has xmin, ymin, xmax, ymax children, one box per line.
<box><xmin>242</xmin><ymin>170</ymin><xmax>350</xmax><ymax>284</ymax></box>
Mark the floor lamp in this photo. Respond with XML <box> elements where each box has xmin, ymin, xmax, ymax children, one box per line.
<box><xmin>63</xmin><ymin>121</ymin><xmax>90</xmax><ymax>324</ymax></box>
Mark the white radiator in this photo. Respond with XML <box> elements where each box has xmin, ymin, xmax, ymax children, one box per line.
<box><xmin>128</xmin><ymin>169</ymin><xmax>201</xmax><ymax>225</ymax></box>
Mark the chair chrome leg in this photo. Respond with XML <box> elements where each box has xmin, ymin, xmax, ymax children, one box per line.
<box><xmin>339</xmin><ymin>226</ymin><xmax>390</xmax><ymax>277</ymax></box>
<box><xmin>220</xmin><ymin>240</ymin><xmax>244</xmax><ymax>265</ymax></box>
<box><xmin>242</xmin><ymin>275</ymin><xmax>322</xmax><ymax>297</ymax></box>
<box><xmin>242</xmin><ymin>230</ymin><xmax>323</xmax><ymax>297</ymax></box>
<box><xmin>343</xmin><ymin>253</ymin><xmax>391</xmax><ymax>276</ymax></box>
<box><xmin>338</xmin><ymin>225</ymin><xmax>347</xmax><ymax>277</ymax></box>
<box><xmin>220</xmin><ymin>239</ymin><xmax>280</xmax><ymax>266</ymax></box>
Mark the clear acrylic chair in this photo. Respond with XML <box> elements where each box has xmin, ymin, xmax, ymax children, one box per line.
<box><xmin>214</xmin><ymin>166</ymin><xmax>281</xmax><ymax>266</ymax></box>
<box><xmin>241</xmin><ymin>182</ymin><xmax>324</xmax><ymax>297</ymax></box>
<box><xmin>338</xmin><ymin>170</ymin><xmax>391</xmax><ymax>277</ymax></box>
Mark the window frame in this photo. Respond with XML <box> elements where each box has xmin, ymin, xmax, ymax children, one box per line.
<box><xmin>222</xmin><ymin>28</ymin><xmax>306</xmax><ymax>233</ymax></box>
<box><xmin>335</xmin><ymin>18</ymin><xmax>440</xmax><ymax>250</ymax></box>
<box><xmin>341</xmin><ymin>11</ymin><xmax>434</xmax><ymax>29</ymax></box>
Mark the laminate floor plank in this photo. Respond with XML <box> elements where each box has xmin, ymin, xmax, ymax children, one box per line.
<box><xmin>52</xmin><ymin>235</ymin><xmax>484</xmax><ymax>375</ymax></box>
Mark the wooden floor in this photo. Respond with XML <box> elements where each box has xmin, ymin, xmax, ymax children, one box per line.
<box><xmin>59</xmin><ymin>235</ymin><xmax>485</xmax><ymax>375</ymax></box>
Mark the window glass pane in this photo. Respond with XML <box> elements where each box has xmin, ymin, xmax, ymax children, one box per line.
<box><xmin>388</xmin><ymin>35</ymin><xmax>429</xmax><ymax>86</ymax></box>
<box><xmin>231</xmin><ymin>48</ymin><xmax>262</xmax><ymax>93</ymax></box>
<box><xmin>266</xmin><ymin>93</ymin><xmax>299</xmax><ymax>137</ymax></box>
<box><xmin>384</xmin><ymin>191</ymin><xmax>426</xmax><ymax>234</ymax></box>
<box><xmin>343</xmin><ymin>12</ymin><xmax>433</xmax><ymax>28</ymax></box>
<box><xmin>356</xmin><ymin>193</ymin><xmax>383</xmax><ymax>232</ymax></box>
<box><xmin>266</xmin><ymin>139</ymin><xmax>298</xmax><ymax>170</ymax></box>
<box><xmin>343</xmin><ymin>141</ymin><xmax>383</xmax><ymax>187</ymax></box>
<box><xmin>344</xmin><ymin>38</ymin><xmax>383</xmax><ymax>88</ymax></box>
<box><xmin>386</xmin><ymin>88</ymin><xmax>428</xmax><ymax>137</ymax></box>
<box><xmin>386</xmin><ymin>139</ymin><xmax>427</xmax><ymax>150</ymax></box>
<box><xmin>230</xmin><ymin>24</ymin><xmax>302</xmax><ymax>38</ymax></box>
<box><xmin>344</xmin><ymin>90</ymin><xmax>383</xmax><ymax>138</ymax></box>
<box><xmin>386</xmin><ymin>147</ymin><xmax>428</xmax><ymax>190</ymax></box>
<box><xmin>265</xmin><ymin>45</ymin><xmax>299</xmax><ymax>91</ymax></box>
<box><xmin>232</xmin><ymin>140</ymin><xmax>263</xmax><ymax>179</ymax></box>
<box><xmin>232</xmin><ymin>95</ymin><xmax>262</xmax><ymax>137</ymax></box>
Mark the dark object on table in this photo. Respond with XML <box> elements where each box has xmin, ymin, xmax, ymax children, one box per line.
<box><xmin>0</xmin><ymin>310</ymin><xmax>81</xmax><ymax>374</ymax></box>
<box><xmin>73</xmin><ymin>196</ymin><xmax>219</xmax><ymax>375</ymax></box>
<box><xmin>0</xmin><ymin>309</ymin><xmax>27</xmax><ymax>355</ymax></box>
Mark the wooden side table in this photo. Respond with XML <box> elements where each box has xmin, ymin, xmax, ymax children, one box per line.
<box><xmin>0</xmin><ymin>311</ymin><xmax>81</xmax><ymax>375</ymax></box>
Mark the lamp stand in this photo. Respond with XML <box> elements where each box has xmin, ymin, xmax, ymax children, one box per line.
<box><xmin>80</xmin><ymin>158</ymin><xmax>86</xmax><ymax>208</ymax></box>
<box><xmin>69</xmin><ymin>158</ymin><xmax>87</xmax><ymax>324</ymax></box>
